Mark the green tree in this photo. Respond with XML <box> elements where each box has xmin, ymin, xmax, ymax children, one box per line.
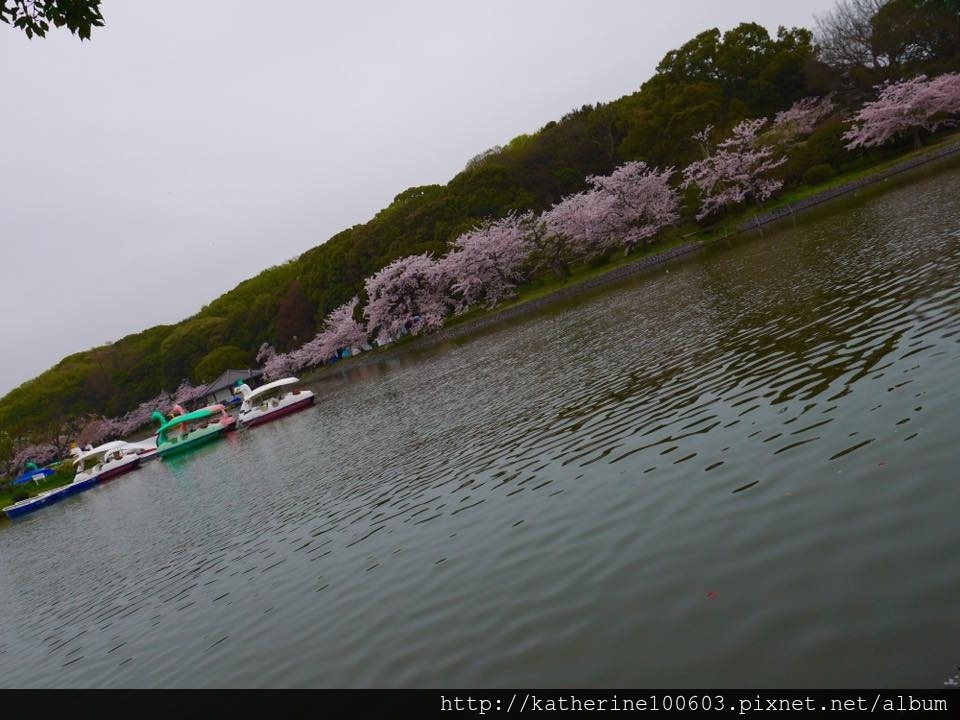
<box><xmin>159</xmin><ymin>317</ymin><xmax>228</xmax><ymax>387</ymax></box>
<box><xmin>275</xmin><ymin>279</ymin><xmax>315</xmax><ymax>351</ymax></box>
<box><xmin>871</xmin><ymin>0</ymin><xmax>960</xmax><ymax>72</ymax></box>
<box><xmin>1</xmin><ymin>0</ymin><xmax>103</xmax><ymax>39</ymax></box>
<box><xmin>193</xmin><ymin>346</ymin><xmax>253</xmax><ymax>384</ymax></box>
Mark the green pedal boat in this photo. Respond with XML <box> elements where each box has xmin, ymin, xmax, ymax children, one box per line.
<box><xmin>152</xmin><ymin>405</ymin><xmax>236</xmax><ymax>459</ymax></box>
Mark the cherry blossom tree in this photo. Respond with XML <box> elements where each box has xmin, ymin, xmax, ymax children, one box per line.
<box><xmin>113</xmin><ymin>391</ymin><xmax>174</xmax><ymax>436</ymax></box>
<box><xmin>282</xmin><ymin>296</ymin><xmax>369</xmax><ymax>370</ymax></box>
<box><xmin>843</xmin><ymin>73</ymin><xmax>960</xmax><ymax>150</ymax></box>
<box><xmin>317</xmin><ymin>296</ymin><xmax>368</xmax><ymax>356</ymax></box>
<box><xmin>280</xmin><ymin>338</ymin><xmax>329</xmax><ymax>375</ymax></box>
<box><xmin>41</xmin><ymin>417</ymin><xmax>84</xmax><ymax>462</ymax></box>
<box><xmin>542</xmin><ymin>191</ymin><xmax>620</xmax><ymax>261</ymax></box>
<box><xmin>256</xmin><ymin>341</ymin><xmax>300</xmax><ymax>380</ymax></box>
<box><xmin>442</xmin><ymin>214</ymin><xmax>532</xmax><ymax>309</ymax></box>
<box><xmin>265</xmin><ymin>257</ymin><xmax>453</xmax><ymax>376</ymax></box>
<box><xmin>3</xmin><ymin>386</ymin><xmax>202</xmax><ymax>472</ymax></box>
<box><xmin>523</xmin><ymin>209</ymin><xmax>588</xmax><ymax>279</ymax></box>
<box><xmin>542</xmin><ymin>162</ymin><xmax>679</xmax><ymax>262</ymax></box>
<box><xmin>692</xmin><ymin>125</ymin><xmax>714</xmax><ymax>159</ymax></box>
<box><xmin>584</xmin><ymin>161</ymin><xmax>681</xmax><ymax>251</ymax></box>
<box><xmin>256</xmin><ymin>342</ymin><xmax>276</xmax><ymax>366</ymax></box>
<box><xmin>263</xmin><ymin>349</ymin><xmax>306</xmax><ymax>380</ymax></box>
<box><xmin>76</xmin><ymin>415</ymin><xmax>118</xmax><ymax>447</ymax></box>
<box><xmin>7</xmin><ymin>442</ymin><xmax>58</xmax><ymax>475</ymax></box>
<box><xmin>682</xmin><ymin>118</ymin><xmax>787</xmax><ymax>221</ymax></box>
<box><xmin>773</xmin><ymin>95</ymin><xmax>836</xmax><ymax>139</ymax></box>
<box><xmin>363</xmin><ymin>253</ymin><xmax>452</xmax><ymax>344</ymax></box>
<box><xmin>173</xmin><ymin>379</ymin><xmax>207</xmax><ymax>408</ymax></box>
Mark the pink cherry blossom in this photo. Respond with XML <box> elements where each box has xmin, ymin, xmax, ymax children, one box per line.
<box><xmin>8</xmin><ymin>442</ymin><xmax>58</xmax><ymax>474</ymax></box>
<box><xmin>692</xmin><ymin>125</ymin><xmax>714</xmax><ymax>159</ymax></box>
<box><xmin>541</xmin><ymin>161</ymin><xmax>680</xmax><ymax>262</ymax></box>
<box><xmin>584</xmin><ymin>161</ymin><xmax>680</xmax><ymax>251</ymax></box>
<box><xmin>773</xmin><ymin>95</ymin><xmax>836</xmax><ymax>139</ymax></box>
<box><xmin>256</xmin><ymin>342</ymin><xmax>276</xmax><ymax>365</ymax></box>
<box><xmin>843</xmin><ymin>73</ymin><xmax>960</xmax><ymax>149</ymax></box>
<box><xmin>257</xmin><ymin>341</ymin><xmax>305</xmax><ymax>380</ymax></box>
<box><xmin>112</xmin><ymin>390</ymin><xmax>174</xmax><ymax>436</ymax></box>
<box><xmin>316</xmin><ymin>296</ymin><xmax>368</xmax><ymax>357</ymax></box>
<box><xmin>76</xmin><ymin>415</ymin><xmax>118</xmax><ymax>447</ymax></box>
<box><xmin>682</xmin><ymin>118</ymin><xmax>787</xmax><ymax>221</ymax></box>
<box><xmin>173</xmin><ymin>380</ymin><xmax>207</xmax><ymax>407</ymax></box>
<box><xmin>263</xmin><ymin>349</ymin><xmax>305</xmax><ymax>380</ymax></box>
<box><xmin>280</xmin><ymin>296</ymin><xmax>369</xmax><ymax>372</ymax></box>
<box><xmin>522</xmin><ymin>209</ymin><xmax>585</xmax><ymax>279</ymax></box>
<box><xmin>363</xmin><ymin>253</ymin><xmax>451</xmax><ymax>345</ymax></box>
<box><xmin>441</xmin><ymin>214</ymin><xmax>532</xmax><ymax>309</ymax></box>
<box><xmin>543</xmin><ymin>190</ymin><xmax>620</xmax><ymax>257</ymax></box>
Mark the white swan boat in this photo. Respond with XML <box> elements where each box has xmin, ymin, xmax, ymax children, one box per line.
<box><xmin>120</xmin><ymin>437</ymin><xmax>159</xmax><ymax>462</ymax></box>
<box><xmin>234</xmin><ymin>377</ymin><xmax>315</xmax><ymax>428</ymax></box>
<box><xmin>71</xmin><ymin>441</ymin><xmax>142</xmax><ymax>484</ymax></box>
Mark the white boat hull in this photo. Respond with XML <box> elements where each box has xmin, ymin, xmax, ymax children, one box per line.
<box><xmin>238</xmin><ymin>390</ymin><xmax>315</xmax><ymax>428</ymax></box>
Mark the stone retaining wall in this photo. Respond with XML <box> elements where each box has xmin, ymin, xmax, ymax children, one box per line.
<box><xmin>739</xmin><ymin>141</ymin><xmax>960</xmax><ymax>231</ymax></box>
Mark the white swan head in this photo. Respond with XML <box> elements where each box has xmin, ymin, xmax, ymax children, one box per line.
<box><xmin>233</xmin><ymin>381</ymin><xmax>253</xmax><ymax>399</ymax></box>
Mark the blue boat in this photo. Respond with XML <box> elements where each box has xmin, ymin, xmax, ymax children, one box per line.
<box><xmin>3</xmin><ymin>493</ymin><xmax>53</xmax><ymax>518</ymax></box>
<box><xmin>3</xmin><ymin>470</ymin><xmax>100</xmax><ymax>519</ymax></box>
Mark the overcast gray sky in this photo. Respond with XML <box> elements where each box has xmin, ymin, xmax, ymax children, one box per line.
<box><xmin>0</xmin><ymin>0</ymin><xmax>836</xmax><ymax>397</ymax></box>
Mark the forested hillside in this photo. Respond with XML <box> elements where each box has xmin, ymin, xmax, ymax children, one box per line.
<box><xmin>2</xmin><ymin>0</ymin><xmax>958</xmax><ymax>467</ymax></box>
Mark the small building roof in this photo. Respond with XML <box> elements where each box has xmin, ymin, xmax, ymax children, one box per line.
<box><xmin>202</xmin><ymin>368</ymin><xmax>264</xmax><ymax>396</ymax></box>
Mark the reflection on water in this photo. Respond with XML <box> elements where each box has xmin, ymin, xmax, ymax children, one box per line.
<box><xmin>1</xmin><ymin>166</ymin><xmax>959</xmax><ymax>688</ymax></box>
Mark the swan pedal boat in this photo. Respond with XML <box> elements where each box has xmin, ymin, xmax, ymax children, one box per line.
<box><xmin>121</xmin><ymin>437</ymin><xmax>159</xmax><ymax>462</ymax></box>
<box><xmin>234</xmin><ymin>377</ymin><xmax>315</xmax><ymax>429</ymax></box>
<box><xmin>72</xmin><ymin>441</ymin><xmax>142</xmax><ymax>483</ymax></box>
<box><xmin>153</xmin><ymin>405</ymin><xmax>236</xmax><ymax>458</ymax></box>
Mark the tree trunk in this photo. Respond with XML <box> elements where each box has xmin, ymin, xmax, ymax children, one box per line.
<box><xmin>912</xmin><ymin>126</ymin><xmax>922</xmax><ymax>150</ymax></box>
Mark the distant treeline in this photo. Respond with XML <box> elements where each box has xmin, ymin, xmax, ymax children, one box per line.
<box><xmin>2</xmin><ymin>0</ymin><xmax>958</xmax><ymax>462</ymax></box>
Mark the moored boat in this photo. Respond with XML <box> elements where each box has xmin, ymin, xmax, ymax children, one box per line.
<box><xmin>152</xmin><ymin>405</ymin><xmax>235</xmax><ymax>458</ymax></box>
<box><xmin>3</xmin><ymin>489</ymin><xmax>62</xmax><ymax>518</ymax></box>
<box><xmin>120</xmin><ymin>437</ymin><xmax>159</xmax><ymax>462</ymax></box>
<box><xmin>71</xmin><ymin>441</ymin><xmax>142</xmax><ymax>484</ymax></box>
<box><xmin>233</xmin><ymin>378</ymin><xmax>315</xmax><ymax>429</ymax></box>
<box><xmin>1</xmin><ymin>449</ymin><xmax>114</xmax><ymax>519</ymax></box>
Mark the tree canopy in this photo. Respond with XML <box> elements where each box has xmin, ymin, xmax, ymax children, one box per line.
<box><xmin>1</xmin><ymin>0</ymin><xmax>103</xmax><ymax>39</ymax></box>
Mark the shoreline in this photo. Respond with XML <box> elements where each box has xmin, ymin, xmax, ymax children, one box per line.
<box><xmin>305</xmin><ymin>139</ymin><xmax>960</xmax><ymax>382</ymax></box>
<box><xmin>5</xmin><ymin>140</ymin><xmax>959</xmax><ymax>518</ymax></box>
<box><xmin>740</xmin><ymin>140</ymin><xmax>960</xmax><ymax>231</ymax></box>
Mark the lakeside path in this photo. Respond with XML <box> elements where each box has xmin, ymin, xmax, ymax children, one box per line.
<box><xmin>306</xmin><ymin>140</ymin><xmax>960</xmax><ymax>381</ymax></box>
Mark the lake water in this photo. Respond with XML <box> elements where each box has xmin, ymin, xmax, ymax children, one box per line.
<box><xmin>1</xmin><ymin>164</ymin><xmax>959</xmax><ymax>688</ymax></box>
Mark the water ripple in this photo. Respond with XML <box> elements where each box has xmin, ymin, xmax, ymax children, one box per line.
<box><xmin>1</xmin><ymin>165</ymin><xmax>960</xmax><ymax>688</ymax></box>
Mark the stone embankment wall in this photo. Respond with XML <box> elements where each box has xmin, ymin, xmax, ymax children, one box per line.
<box><xmin>739</xmin><ymin>142</ymin><xmax>960</xmax><ymax>231</ymax></box>
<box><xmin>428</xmin><ymin>241</ymin><xmax>705</xmax><ymax>344</ymax></box>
